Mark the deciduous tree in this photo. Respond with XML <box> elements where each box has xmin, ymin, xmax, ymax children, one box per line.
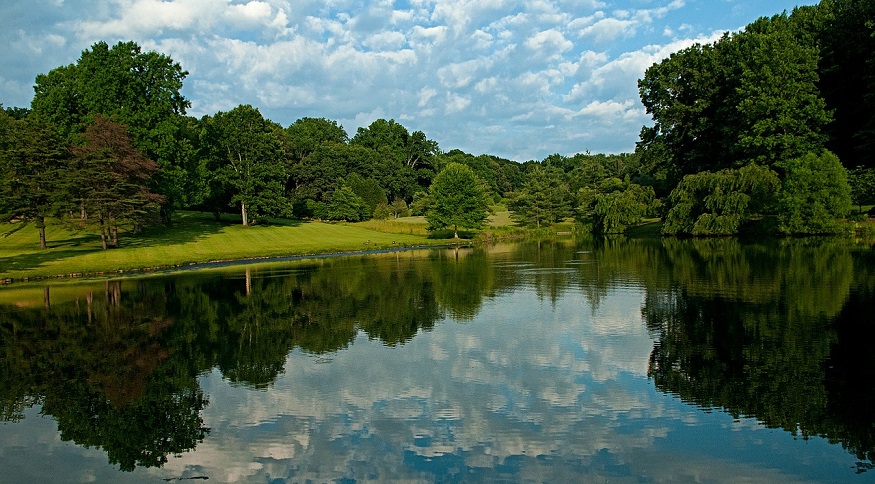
<box><xmin>425</xmin><ymin>163</ymin><xmax>489</xmax><ymax>239</ymax></box>
<box><xmin>202</xmin><ymin>105</ymin><xmax>288</xmax><ymax>226</ymax></box>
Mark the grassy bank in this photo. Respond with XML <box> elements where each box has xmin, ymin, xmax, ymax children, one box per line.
<box><xmin>0</xmin><ymin>212</ymin><xmax>449</xmax><ymax>282</ymax></box>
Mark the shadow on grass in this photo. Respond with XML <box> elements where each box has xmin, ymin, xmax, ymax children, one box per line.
<box><xmin>0</xmin><ymin>247</ymin><xmax>100</xmax><ymax>276</ymax></box>
<box><xmin>1</xmin><ymin>212</ymin><xmax>305</xmax><ymax>277</ymax></box>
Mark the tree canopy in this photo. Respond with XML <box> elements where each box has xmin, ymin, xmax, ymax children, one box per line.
<box><xmin>425</xmin><ymin>163</ymin><xmax>490</xmax><ymax>239</ymax></box>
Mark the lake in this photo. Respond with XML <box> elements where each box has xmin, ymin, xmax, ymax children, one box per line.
<box><xmin>1</xmin><ymin>237</ymin><xmax>873</xmax><ymax>483</ymax></box>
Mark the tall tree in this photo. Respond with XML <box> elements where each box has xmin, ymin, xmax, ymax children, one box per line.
<box><xmin>816</xmin><ymin>0</ymin><xmax>875</xmax><ymax>170</ymax></box>
<box><xmin>202</xmin><ymin>105</ymin><xmax>288</xmax><ymax>226</ymax></box>
<box><xmin>284</xmin><ymin>117</ymin><xmax>348</xmax><ymax>163</ymax></box>
<box><xmin>734</xmin><ymin>15</ymin><xmax>831</xmax><ymax>167</ymax></box>
<box><xmin>425</xmin><ymin>163</ymin><xmax>490</xmax><ymax>239</ymax></box>
<box><xmin>637</xmin><ymin>13</ymin><xmax>831</xmax><ymax>183</ymax></box>
<box><xmin>31</xmin><ymin>41</ymin><xmax>190</xmax><ymax>215</ymax></box>
<box><xmin>0</xmin><ymin>113</ymin><xmax>70</xmax><ymax>248</ymax></box>
<box><xmin>72</xmin><ymin>115</ymin><xmax>164</xmax><ymax>249</ymax></box>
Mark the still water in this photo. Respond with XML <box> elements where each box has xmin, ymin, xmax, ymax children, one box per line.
<box><xmin>0</xmin><ymin>237</ymin><xmax>873</xmax><ymax>483</ymax></box>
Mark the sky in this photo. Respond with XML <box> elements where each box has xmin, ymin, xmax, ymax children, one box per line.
<box><xmin>0</xmin><ymin>0</ymin><xmax>818</xmax><ymax>162</ymax></box>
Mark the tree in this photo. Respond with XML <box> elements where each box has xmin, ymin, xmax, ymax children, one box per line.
<box><xmin>815</xmin><ymin>0</ymin><xmax>875</xmax><ymax>170</ymax></box>
<box><xmin>778</xmin><ymin>151</ymin><xmax>852</xmax><ymax>234</ymax></box>
<box><xmin>848</xmin><ymin>167</ymin><xmax>875</xmax><ymax>214</ymax></box>
<box><xmin>662</xmin><ymin>164</ymin><xmax>780</xmax><ymax>236</ymax></box>
<box><xmin>31</xmin><ymin>40</ymin><xmax>190</xmax><ymax>215</ymax></box>
<box><xmin>0</xmin><ymin>113</ymin><xmax>70</xmax><ymax>248</ymax></box>
<box><xmin>637</xmin><ymin>13</ymin><xmax>831</xmax><ymax>183</ymax></box>
<box><xmin>734</xmin><ymin>15</ymin><xmax>831</xmax><ymax>167</ymax></box>
<box><xmin>202</xmin><ymin>105</ymin><xmax>288</xmax><ymax>226</ymax></box>
<box><xmin>341</xmin><ymin>173</ymin><xmax>387</xmax><ymax>215</ymax></box>
<box><xmin>326</xmin><ymin>186</ymin><xmax>369</xmax><ymax>222</ymax></box>
<box><xmin>425</xmin><ymin>163</ymin><xmax>489</xmax><ymax>239</ymax></box>
<box><xmin>508</xmin><ymin>165</ymin><xmax>573</xmax><ymax>227</ymax></box>
<box><xmin>72</xmin><ymin>115</ymin><xmax>164</xmax><ymax>249</ymax></box>
<box><xmin>577</xmin><ymin>178</ymin><xmax>659</xmax><ymax>234</ymax></box>
<box><xmin>284</xmin><ymin>117</ymin><xmax>348</xmax><ymax>162</ymax></box>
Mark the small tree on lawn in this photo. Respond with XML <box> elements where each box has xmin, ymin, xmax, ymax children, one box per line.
<box><xmin>425</xmin><ymin>163</ymin><xmax>489</xmax><ymax>239</ymax></box>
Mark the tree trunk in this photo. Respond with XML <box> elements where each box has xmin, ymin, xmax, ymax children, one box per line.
<box><xmin>112</xmin><ymin>225</ymin><xmax>119</xmax><ymax>247</ymax></box>
<box><xmin>99</xmin><ymin>215</ymin><xmax>108</xmax><ymax>250</ymax></box>
<box><xmin>37</xmin><ymin>217</ymin><xmax>46</xmax><ymax>249</ymax></box>
<box><xmin>241</xmin><ymin>202</ymin><xmax>249</xmax><ymax>227</ymax></box>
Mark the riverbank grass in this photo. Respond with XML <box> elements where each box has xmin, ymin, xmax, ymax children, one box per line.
<box><xmin>1</xmin><ymin>212</ymin><xmax>442</xmax><ymax>281</ymax></box>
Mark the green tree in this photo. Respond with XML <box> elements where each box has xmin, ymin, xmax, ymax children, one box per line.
<box><xmin>734</xmin><ymin>15</ymin><xmax>831</xmax><ymax>167</ymax></box>
<box><xmin>202</xmin><ymin>105</ymin><xmax>288</xmax><ymax>226</ymax></box>
<box><xmin>848</xmin><ymin>166</ymin><xmax>875</xmax><ymax>213</ymax></box>
<box><xmin>637</xmin><ymin>13</ymin><xmax>831</xmax><ymax>183</ymax></box>
<box><xmin>31</xmin><ymin>41</ymin><xmax>190</xmax><ymax>215</ymax></box>
<box><xmin>778</xmin><ymin>151</ymin><xmax>852</xmax><ymax>234</ymax></box>
<box><xmin>341</xmin><ymin>173</ymin><xmax>387</xmax><ymax>215</ymax></box>
<box><xmin>426</xmin><ymin>163</ymin><xmax>489</xmax><ymax>239</ymax></box>
<box><xmin>0</xmin><ymin>113</ymin><xmax>70</xmax><ymax>248</ymax></box>
<box><xmin>663</xmin><ymin>164</ymin><xmax>780</xmax><ymax>236</ymax></box>
<box><xmin>284</xmin><ymin>117</ymin><xmax>348</xmax><ymax>162</ymax></box>
<box><xmin>326</xmin><ymin>186</ymin><xmax>370</xmax><ymax>222</ymax></box>
<box><xmin>815</xmin><ymin>0</ymin><xmax>875</xmax><ymax>170</ymax></box>
<box><xmin>508</xmin><ymin>165</ymin><xmax>572</xmax><ymax>227</ymax></box>
<box><xmin>577</xmin><ymin>178</ymin><xmax>659</xmax><ymax>234</ymax></box>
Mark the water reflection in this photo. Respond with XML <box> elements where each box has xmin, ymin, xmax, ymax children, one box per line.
<box><xmin>0</xmin><ymin>239</ymin><xmax>873</xmax><ymax>481</ymax></box>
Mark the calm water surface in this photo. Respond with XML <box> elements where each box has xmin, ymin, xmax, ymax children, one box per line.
<box><xmin>0</xmin><ymin>238</ymin><xmax>873</xmax><ymax>483</ymax></box>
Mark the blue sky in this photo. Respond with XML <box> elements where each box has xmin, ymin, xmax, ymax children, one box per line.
<box><xmin>0</xmin><ymin>0</ymin><xmax>818</xmax><ymax>161</ymax></box>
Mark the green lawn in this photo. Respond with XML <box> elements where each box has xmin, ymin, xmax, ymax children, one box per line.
<box><xmin>0</xmin><ymin>212</ymin><xmax>448</xmax><ymax>281</ymax></box>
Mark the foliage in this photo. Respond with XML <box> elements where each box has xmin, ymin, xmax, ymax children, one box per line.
<box><xmin>508</xmin><ymin>165</ymin><xmax>573</xmax><ymax>227</ymax></box>
<box><xmin>663</xmin><ymin>164</ymin><xmax>780</xmax><ymax>236</ymax></box>
<box><xmin>848</xmin><ymin>166</ymin><xmax>875</xmax><ymax>212</ymax></box>
<box><xmin>637</xmin><ymin>13</ymin><xmax>831</xmax><ymax>184</ymax></box>
<box><xmin>577</xmin><ymin>178</ymin><xmax>659</xmax><ymax>234</ymax></box>
<box><xmin>425</xmin><ymin>163</ymin><xmax>490</xmax><ymax>238</ymax></box>
<box><xmin>30</xmin><ymin>41</ymin><xmax>191</xmax><ymax>215</ymax></box>
<box><xmin>202</xmin><ymin>105</ymin><xmax>288</xmax><ymax>226</ymax></box>
<box><xmin>815</xmin><ymin>0</ymin><xmax>875</xmax><ymax>170</ymax></box>
<box><xmin>0</xmin><ymin>113</ymin><xmax>70</xmax><ymax>248</ymax></box>
<box><xmin>342</xmin><ymin>173</ymin><xmax>387</xmax><ymax>214</ymax></box>
<box><xmin>326</xmin><ymin>186</ymin><xmax>370</xmax><ymax>222</ymax></box>
<box><xmin>284</xmin><ymin>117</ymin><xmax>348</xmax><ymax>162</ymax></box>
<box><xmin>778</xmin><ymin>151</ymin><xmax>852</xmax><ymax>234</ymax></box>
<box><xmin>72</xmin><ymin>115</ymin><xmax>164</xmax><ymax>249</ymax></box>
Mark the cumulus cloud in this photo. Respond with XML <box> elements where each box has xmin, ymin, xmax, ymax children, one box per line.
<box><xmin>0</xmin><ymin>0</ymin><xmax>793</xmax><ymax>160</ymax></box>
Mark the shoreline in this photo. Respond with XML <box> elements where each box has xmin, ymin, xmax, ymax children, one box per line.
<box><xmin>0</xmin><ymin>242</ymin><xmax>462</xmax><ymax>286</ymax></box>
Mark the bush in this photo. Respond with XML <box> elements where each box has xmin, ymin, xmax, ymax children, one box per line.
<box><xmin>778</xmin><ymin>151</ymin><xmax>852</xmax><ymax>234</ymax></box>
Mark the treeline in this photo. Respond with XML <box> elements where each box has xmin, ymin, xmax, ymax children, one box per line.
<box><xmin>637</xmin><ymin>0</ymin><xmax>875</xmax><ymax>235</ymax></box>
<box><xmin>0</xmin><ymin>39</ymin><xmax>644</xmax><ymax>248</ymax></box>
<box><xmin>3</xmin><ymin>0</ymin><xmax>875</xmax><ymax>248</ymax></box>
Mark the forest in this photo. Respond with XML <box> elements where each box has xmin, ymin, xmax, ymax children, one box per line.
<box><xmin>2</xmin><ymin>0</ymin><xmax>875</xmax><ymax>249</ymax></box>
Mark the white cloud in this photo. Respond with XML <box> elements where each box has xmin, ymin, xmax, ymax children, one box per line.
<box><xmin>1</xmin><ymin>0</ymin><xmax>801</xmax><ymax>160</ymax></box>
<box><xmin>579</xmin><ymin>17</ymin><xmax>636</xmax><ymax>43</ymax></box>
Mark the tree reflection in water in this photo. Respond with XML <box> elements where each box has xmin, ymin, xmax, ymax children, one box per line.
<box><xmin>0</xmin><ymin>239</ymin><xmax>873</xmax><ymax>473</ymax></box>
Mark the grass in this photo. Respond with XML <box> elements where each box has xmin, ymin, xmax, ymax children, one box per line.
<box><xmin>0</xmin><ymin>211</ymin><xmax>451</xmax><ymax>282</ymax></box>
